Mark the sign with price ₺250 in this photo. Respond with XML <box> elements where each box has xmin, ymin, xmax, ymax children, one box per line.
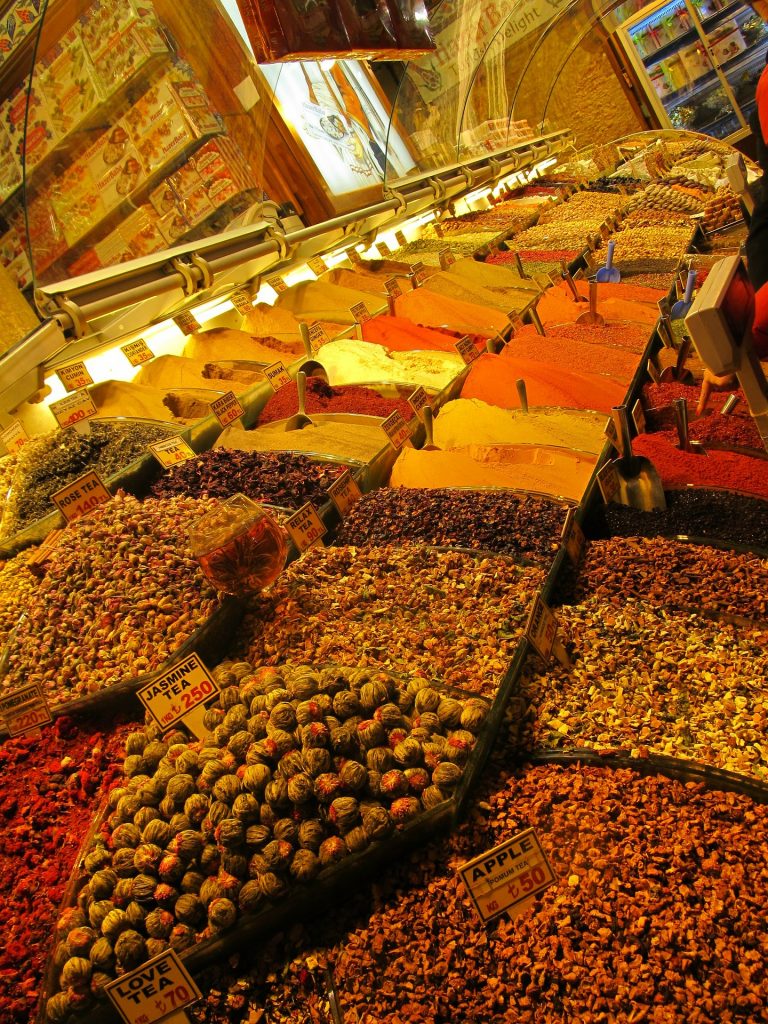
<box><xmin>137</xmin><ymin>652</ymin><xmax>219</xmax><ymax>732</ymax></box>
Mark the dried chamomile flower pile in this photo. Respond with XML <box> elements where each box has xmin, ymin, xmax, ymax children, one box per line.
<box><xmin>46</xmin><ymin>660</ymin><xmax>488</xmax><ymax>1021</ymax></box>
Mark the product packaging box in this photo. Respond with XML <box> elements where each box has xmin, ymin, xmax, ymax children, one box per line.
<box><xmin>38</xmin><ymin>27</ymin><xmax>104</xmax><ymax>138</ymax></box>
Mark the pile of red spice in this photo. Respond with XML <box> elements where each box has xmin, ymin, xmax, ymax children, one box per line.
<box><xmin>487</xmin><ymin>249</ymin><xmax>580</xmax><ymax>264</ymax></box>
<box><xmin>633</xmin><ymin>432</ymin><xmax>768</xmax><ymax>499</ymax></box>
<box><xmin>257</xmin><ymin>378</ymin><xmax>413</xmax><ymax>426</ymax></box>
<box><xmin>0</xmin><ymin>715</ymin><xmax>134</xmax><ymax>1024</ymax></box>
<box><xmin>660</xmin><ymin>414</ymin><xmax>765</xmax><ymax>450</ymax></box>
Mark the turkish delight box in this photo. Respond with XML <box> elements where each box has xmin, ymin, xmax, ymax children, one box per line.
<box><xmin>38</xmin><ymin>26</ymin><xmax>103</xmax><ymax>138</ymax></box>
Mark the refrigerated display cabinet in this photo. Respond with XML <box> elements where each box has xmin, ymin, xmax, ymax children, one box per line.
<box><xmin>614</xmin><ymin>0</ymin><xmax>768</xmax><ymax>142</ymax></box>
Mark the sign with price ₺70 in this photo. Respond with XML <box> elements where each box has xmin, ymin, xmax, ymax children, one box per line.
<box><xmin>137</xmin><ymin>652</ymin><xmax>219</xmax><ymax>733</ymax></box>
<box><xmin>105</xmin><ymin>948</ymin><xmax>202</xmax><ymax>1024</ymax></box>
<box><xmin>458</xmin><ymin>827</ymin><xmax>556</xmax><ymax>924</ymax></box>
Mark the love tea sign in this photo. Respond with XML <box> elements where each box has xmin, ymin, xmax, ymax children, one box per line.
<box><xmin>105</xmin><ymin>948</ymin><xmax>201</xmax><ymax>1024</ymax></box>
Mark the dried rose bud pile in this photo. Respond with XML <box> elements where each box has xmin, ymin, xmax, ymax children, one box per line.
<box><xmin>1</xmin><ymin>494</ymin><xmax>220</xmax><ymax>709</ymax></box>
<box><xmin>47</xmin><ymin>660</ymin><xmax>488</xmax><ymax>1018</ymax></box>
<box><xmin>1</xmin><ymin>715</ymin><xmax>135</xmax><ymax>1024</ymax></box>
<box><xmin>573</xmin><ymin>537</ymin><xmax>768</xmax><ymax>621</ymax></box>
<box><xmin>240</xmin><ymin>546</ymin><xmax>544</xmax><ymax>696</ymax></box>
<box><xmin>517</xmin><ymin>597</ymin><xmax>768</xmax><ymax>778</ymax></box>
<box><xmin>150</xmin><ymin>449</ymin><xmax>347</xmax><ymax>511</ymax></box>
<box><xmin>0</xmin><ymin>548</ymin><xmax>38</xmax><ymax>636</ymax></box>
<box><xmin>334</xmin><ymin>487</ymin><xmax>568</xmax><ymax>563</ymax></box>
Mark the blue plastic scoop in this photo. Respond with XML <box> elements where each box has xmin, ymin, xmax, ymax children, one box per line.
<box><xmin>671</xmin><ymin>269</ymin><xmax>696</xmax><ymax>320</ymax></box>
<box><xmin>595</xmin><ymin>239</ymin><xmax>620</xmax><ymax>284</ymax></box>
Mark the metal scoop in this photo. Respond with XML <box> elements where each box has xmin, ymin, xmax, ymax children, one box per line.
<box><xmin>576</xmin><ymin>281</ymin><xmax>606</xmax><ymax>326</ymax></box>
<box><xmin>421</xmin><ymin>405</ymin><xmax>439</xmax><ymax>450</ymax></box>
<box><xmin>659</xmin><ymin>335</ymin><xmax>695</xmax><ymax>385</ymax></box>
<box><xmin>516</xmin><ymin>378</ymin><xmax>529</xmax><ymax>413</ymax></box>
<box><xmin>284</xmin><ymin>371</ymin><xmax>315</xmax><ymax>431</ymax></box>
<box><xmin>612</xmin><ymin>404</ymin><xmax>667</xmax><ymax>511</ymax></box>
<box><xmin>673</xmin><ymin>397</ymin><xmax>706</xmax><ymax>455</ymax></box>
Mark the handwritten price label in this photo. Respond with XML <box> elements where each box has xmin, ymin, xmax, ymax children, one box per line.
<box><xmin>458</xmin><ymin>827</ymin><xmax>556</xmax><ymax>924</ymax></box>
<box><xmin>230</xmin><ymin>289</ymin><xmax>254</xmax><ymax>314</ymax></box>
<box><xmin>632</xmin><ymin>398</ymin><xmax>646</xmax><ymax>435</ymax></box>
<box><xmin>347</xmin><ymin>248</ymin><xmax>363</xmax><ymax>266</ymax></box>
<box><xmin>395</xmin><ymin>230</ymin><xmax>407</xmax><ymax>248</ymax></box>
<box><xmin>526</xmin><ymin>594</ymin><xmax>559</xmax><ymax>665</ymax></box>
<box><xmin>137</xmin><ymin>652</ymin><xmax>219</xmax><ymax>734</ymax></box>
<box><xmin>265</xmin><ymin>360</ymin><xmax>292</xmax><ymax>392</ymax></box>
<box><xmin>149</xmin><ymin>436</ymin><xmax>196</xmax><ymax>469</ymax></box>
<box><xmin>121</xmin><ymin>338</ymin><xmax>154</xmax><ymax>367</ymax></box>
<box><xmin>350</xmin><ymin>302</ymin><xmax>371</xmax><ymax>324</ymax></box>
<box><xmin>439</xmin><ymin>248</ymin><xmax>456</xmax><ymax>270</ymax></box>
<box><xmin>308</xmin><ymin>255</ymin><xmax>327</xmax><ymax>276</ymax></box>
<box><xmin>0</xmin><ymin>683</ymin><xmax>51</xmax><ymax>738</ymax></box>
<box><xmin>308</xmin><ymin>322</ymin><xmax>329</xmax><ymax>350</ymax></box>
<box><xmin>210</xmin><ymin>391</ymin><xmax>245</xmax><ymax>428</ymax></box>
<box><xmin>52</xmin><ymin>470</ymin><xmax>111</xmax><ymax>523</ymax></box>
<box><xmin>410</xmin><ymin>262</ymin><xmax>428</xmax><ymax>286</ymax></box>
<box><xmin>50</xmin><ymin>388</ymin><xmax>98</xmax><ymax>431</ymax></box>
<box><xmin>455</xmin><ymin>336</ymin><xmax>480</xmax><ymax>365</ymax></box>
<box><xmin>408</xmin><ymin>386</ymin><xmax>431</xmax><ymax>417</ymax></box>
<box><xmin>560</xmin><ymin>508</ymin><xmax>585</xmax><ymax>566</ymax></box>
<box><xmin>328</xmin><ymin>469</ymin><xmax>362</xmax><ymax>518</ymax></box>
<box><xmin>384</xmin><ymin>277</ymin><xmax>402</xmax><ymax>298</ymax></box>
<box><xmin>266</xmin><ymin>275</ymin><xmax>287</xmax><ymax>294</ymax></box>
<box><xmin>287</xmin><ymin>502</ymin><xmax>327</xmax><ymax>553</ymax></box>
<box><xmin>377</xmin><ymin>240</ymin><xmax>392</xmax><ymax>256</ymax></box>
<box><xmin>173</xmin><ymin>311</ymin><xmax>202</xmax><ymax>336</ymax></box>
<box><xmin>382</xmin><ymin>410</ymin><xmax>411</xmax><ymax>450</ymax></box>
<box><xmin>56</xmin><ymin>361</ymin><xmax>93</xmax><ymax>393</ymax></box>
<box><xmin>106</xmin><ymin>948</ymin><xmax>202</xmax><ymax>1024</ymax></box>
<box><xmin>597</xmin><ymin>460</ymin><xmax>621</xmax><ymax>504</ymax></box>
<box><xmin>1</xmin><ymin>420</ymin><xmax>27</xmax><ymax>454</ymax></box>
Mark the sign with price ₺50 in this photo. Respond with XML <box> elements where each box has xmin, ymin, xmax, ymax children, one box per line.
<box><xmin>458</xmin><ymin>827</ymin><xmax>556</xmax><ymax>924</ymax></box>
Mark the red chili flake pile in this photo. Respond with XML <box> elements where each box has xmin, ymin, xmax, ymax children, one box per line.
<box><xmin>415</xmin><ymin>324</ymin><xmax>489</xmax><ymax>351</ymax></box>
<box><xmin>520</xmin><ymin>320</ymin><xmax>649</xmax><ymax>354</ymax></box>
<box><xmin>660</xmin><ymin>413</ymin><xmax>765</xmax><ymax>451</ymax></box>
<box><xmin>0</xmin><ymin>715</ymin><xmax>135</xmax><ymax>1024</ymax></box>
<box><xmin>257</xmin><ymin>378</ymin><xmax>413</xmax><ymax>426</ymax></box>
<box><xmin>633</xmin><ymin>431</ymin><xmax>768</xmax><ymax>498</ymax></box>
<box><xmin>642</xmin><ymin>381</ymin><xmax>747</xmax><ymax>416</ymax></box>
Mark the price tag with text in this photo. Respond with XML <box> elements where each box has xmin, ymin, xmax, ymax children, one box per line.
<box><xmin>328</xmin><ymin>469</ymin><xmax>362</xmax><ymax>518</ymax></box>
<box><xmin>50</xmin><ymin>388</ymin><xmax>97</xmax><ymax>431</ymax></box>
<box><xmin>1</xmin><ymin>420</ymin><xmax>27</xmax><ymax>454</ymax></box>
<box><xmin>308</xmin><ymin>322</ymin><xmax>329</xmax><ymax>350</ymax></box>
<box><xmin>561</xmin><ymin>508</ymin><xmax>585</xmax><ymax>566</ymax></box>
<box><xmin>526</xmin><ymin>594</ymin><xmax>559</xmax><ymax>665</ymax></box>
<box><xmin>384</xmin><ymin>277</ymin><xmax>402</xmax><ymax>298</ymax></box>
<box><xmin>548</xmin><ymin>269</ymin><xmax>562</xmax><ymax>285</ymax></box>
<box><xmin>266</xmin><ymin>274</ymin><xmax>287</xmax><ymax>294</ymax></box>
<box><xmin>0</xmin><ymin>683</ymin><xmax>52</xmax><ymax>738</ymax></box>
<box><xmin>105</xmin><ymin>947</ymin><xmax>202</xmax><ymax>1024</ymax></box>
<box><xmin>173</xmin><ymin>311</ymin><xmax>202</xmax><ymax>336</ymax></box>
<box><xmin>52</xmin><ymin>469</ymin><xmax>111</xmax><ymax>523</ymax></box>
<box><xmin>230</xmin><ymin>289</ymin><xmax>254</xmax><ymax>314</ymax></box>
<box><xmin>439</xmin><ymin>248</ymin><xmax>456</xmax><ymax>270</ymax></box>
<box><xmin>308</xmin><ymin>255</ymin><xmax>327</xmax><ymax>276</ymax></box>
<box><xmin>433</xmin><ymin>221</ymin><xmax>444</xmax><ymax>238</ymax></box>
<box><xmin>56</xmin><ymin>361</ymin><xmax>93</xmax><ymax>393</ymax></box>
<box><xmin>287</xmin><ymin>501</ymin><xmax>327</xmax><ymax>553</ymax></box>
<box><xmin>382</xmin><ymin>409</ymin><xmax>412</xmax><ymax>450</ymax></box>
<box><xmin>347</xmin><ymin>248</ymin><xmax>363</xmax><ymax>266</ymax></box>
<box><xmin>265</xmin><ymin>360</ymin><xmax>292</xmax><ymax>391</ymax></box>
<box><xmin>210</xmin><ymin>391</ymin><xmax>245</xmax><ymax>428</ymax></box>
<box><xmin>395</xmin><ymin>230</ymin><xmax>407</xmax><ymax>248</ymax></box>
<box><xmin>410</xmin><ymin>262</ymin><xmax>428</xmax><ymax>286</ymax></box>
<box><xmin>597</xmin><ymin>460</ymin><xmax>621</xmax><ymax>504</ymax></box>
<box><xmin>138</xmin><ymin>652</ymin><xmax>219</xmax><ymax>736</ymax></box>
<box><xmin>149</xmin><ymin>435</ymin><xmax>196</xmax><ymax>469</ymax></box>
<box><xmin>632</xmin><ymin>398</ymin><xmax>646</xmax><ymax>435</ymax></box>
<box><xmin>377</xmin><ymin>240</ymin><xmax>392</xmax><ymax>256</ymax></box>
<box><xmin>121</xmin><ymin>338</ymin><xmax>154</xmax><ymax>367</ymax></box>
<box><xmin>458</xmin><ymin>827</ymin><xmax>556</xmax><ymax>925</ymax></box>
<box><xmin>604</xmin><ymin>414</ymin><xmax>620</xmax><ymax>452</ymax></box>
<box><xmin>455</xmin><ymin>336</ymin><xmax>480</xmax><ymax>365</ymax></box>
<box><xmin>507</xmin><ymin>311</ymin><xmax>524</xmax><ymax>329</ymax></box>
<box><xmin>646</xmin><ymin>359</ymin><xmax>660</xmax><ymax>384</ymax></box>
<box><xmin>408</xmin><ymin>386</ymin><xmax>431</xmax><ymax>417</ymax></box>
<box><xmin>350</xmin><ymin>302</ymin><xmax>371</xmax><ymax>324</ymax></box>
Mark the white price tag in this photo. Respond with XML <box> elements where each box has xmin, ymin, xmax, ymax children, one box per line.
<box><xmin>210</xmin><ymin>391</ymin><xmax>245</xmax><ymax>428</ymax></box>
<box><xmin>230</xmin><ymin>289</ymin><xmax>254</xmax><ymax>314</ymax></box>
<box><xmin>350</xmin><ymin>302</ymin><xmax>371</xmax><ymax>324</ymax></box>
<box><xmin>381</xmin><ymin>410</ymin><xmax>411</xmax><ymax>450</ymax></box>
<box><xmin>173</xmin><ymin>312</ymin><xmax>202</xmax><ymax>336</ymax></box>
<box><xmin>408</xmin><ymin>386</ymin><xmax>431</xmax><ymax>417</ymax></box>
<box><xmin>137</xmin><ymin>652</ymin><xmax>219</xmax><ymax>733</ymax></box>
<box><xmin>0</xmin><ymin>683</ymin><xmax>52</xmax><ymax>738</ymax></box>
<box><xmin>328</xmin><ymin>470</ymin><xmax>362</xmax><ymax>518</ymax></box>
<box><xmin>51</xmin><ymin>470</ymin><xmax>111</xmax><ymax>523</ymax></box>
<box><xmin>395</xmin><ymin>230</ymin><xmax>407</xmax><ymax>248</ymax></box>
<box><xmin>56</xmin><ymin>361</ymin><xmax>93</xmax><ymax>393</ymax></box>
<box><xmin>265</xmin><ymin>360</ymin><xmax>292</xmax><ymax>392</ymax></box>
<box><xmin>439</xmin><ymin>248</ymin><xmax>456</xmax><ymax>270</ymax></box>
<box><xmin>458</xmin><ymin>827</ymin><xmax>556</xmax><ymax>924</ymax></box>
<box><xmin>149</xmin><ymin>436</ymin><xmax>196</xmax><ymax>469</ymax></box>
<box><xmin>50</xmin><ymin>388</ymin><xmax>97</xmax><ymax>431</ymax></box>
<box><xmin>604</xmin><ymin>415</ymin><xmax>620</xmax><ymax>452</ymax></box>
<box><xmin>410</xmin><ymin>262</ymin><xmax>428</xmax><ymax>286</ymax></box>
<box><xmin>597</xmin><ymin>460</ymin><xmax>621</xmax><ymax>504</ymax></box>
<box><xmin>286</xmin><ymin>502</ymin><xmax>327</xmax><ymax>553</ymax></box>
<box><xmin>632</xmin><ymin>398</ymin><xmax>646</xmax><ymax>435</ymax></box>
<box><xmin>525</xmin><ymin>594</ymin><xmax>559</xmax><ymax>664</ymax></box>
<box><xmin>121</xmin><ymin>338</ymin><xmax>154</xmax><ymax>367</ymax></box>
<box><xmin>646</xmin><ymin>359</ymin><xmax>661</xmax><ymax>384</ymax></box>
<box><xmin>105</xmin><ymin>948</ymin><xmax>202</xmax><ymax>1024</ymax></box>
<box><xmin>266</xmin><ymin>275</ymin><xmax>287</xmax><ymax>294</ymax></box>
<box><xmin>377</xmin><ymin>240</ymin><xmax>392</xmax><ymax>256</ymax></box>
<box><xmin>308</xmin><ymin>322</ymin><xmax>329</xmax><ymax>350</ymax></box>
<box><xmin>455</xmin><ymin>336</ymin><xmax>480</xmax><ymax>365</ymax></box>
<box><xmin>347</xmin><ymin>248</ymin><xmax>363</xmax><ymax>266</ymax></box>
<box><xmin>560</xmin><ymin>508</ymin><xmax>585</xmax><ymax>566</ymax></box>
<box><xmin>1</xmin><ymin>420</ymin><xmax>27</xmax><ymax>454</ymax></box>
<box><xmin>384</xmin><ymin>277</ymin><xmax>402</xmax><ymax>298</ymax></box>
<box><xmin>308</xmin><ymin>255</ymin><xmax>327</xmax><ymax>276</ymax></box>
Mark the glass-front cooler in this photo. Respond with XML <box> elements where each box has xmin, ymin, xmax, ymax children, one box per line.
<box><xmin>617</xmin><ymin>0</ymin><xmax>768</xmax><ymax>142</ymax></box>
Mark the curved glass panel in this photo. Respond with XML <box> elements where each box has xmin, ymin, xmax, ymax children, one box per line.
<box><xmin>14</xmin><ymin>0</ymin><xmax>277</xmax><ymax>289</ymax></box>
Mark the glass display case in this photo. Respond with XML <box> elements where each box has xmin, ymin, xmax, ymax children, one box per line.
<box><xmin>615</xmin><ymin>0</ymin><xmax>768</xmax><ymax>141</ymax></box>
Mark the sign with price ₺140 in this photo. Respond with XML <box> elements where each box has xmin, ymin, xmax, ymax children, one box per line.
<box><xmin>51</xmin><ymin>470</ymin><xmax>111</xmax><ymax>523</ymax></box>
